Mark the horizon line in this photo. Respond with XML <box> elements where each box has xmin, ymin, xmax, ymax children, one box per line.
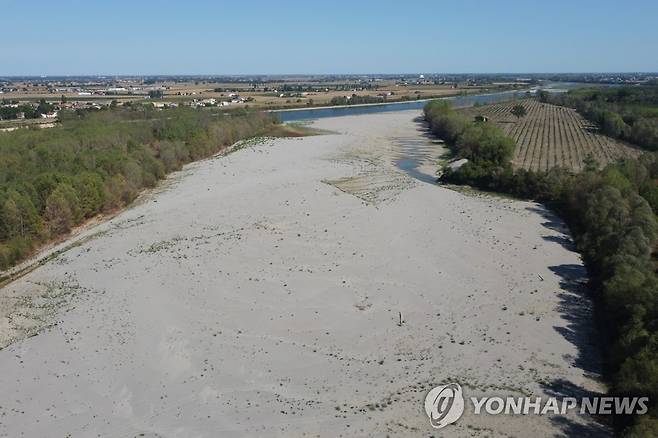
<box><xmin>2</xmin><ymin>72</ymin><xmax>658</xmax><ymax>78</ymax></box>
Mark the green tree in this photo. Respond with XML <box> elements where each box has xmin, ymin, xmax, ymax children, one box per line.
<box><xmin>625</xmin><ymin>416</ymin><xmax>658</xmax><ymax>437</ymax></box>
<box><xmin>602</xmin><ymin>167</ymin><xmax>633</xmax><ymax>192</ymax></box>
<box><xmin>0</xmin><ymin>190</ymin><xmax>41</xmax><ymax>239</ymax></box>
<box><xmin>148</xmin><ymin>90</ymin><xmax>164</xmax><ymax>99</ymax></box>
<box><xmin>73</xmin><ymin>173</ymin><xmax>107</xmax><ymax>217</ymax></box>
<box><xmin>44</xmin><ymin>184</ymin><xmax>79</xmax><ymax>234</ymax></box>
<box><xmin>601</xmin><ymin>111</ymin><xmax>627</xmax><ymax>138</ymax></box>
<box><xmin>45</xmin><ymin>191</ymin><xmax>72</xmax><ymax>234</ymax></box>
<box><xmin>510</xmin><ymin>104</ymin><xmax>527</xmax><ymax>119</ymax></box>
<box><xmin>456</xmin><ymin>122</ymin><xmax>515</xmax><ymax>166</ymax></box>
<box><xmin>639</xmin><ymin>183</ymin><xmax>658</xmax><ymax>213</ymax></box>
<box><xmin>631</xmin><ymin>118</ymin><xmax>658</xmax><ymax>151</ymax></box>
<box><xmin>583</xmin><ymin>154</ymin><xmax>599</xmax><ymax>172</ymax></box>
<box><xmin>36</xmin><ymin>99</ymin><xmax>53</xmax><ymax>116</ymax></box>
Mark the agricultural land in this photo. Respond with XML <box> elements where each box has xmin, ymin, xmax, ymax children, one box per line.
<box><xmin>460</xmin><ymin>99</ymin><xmax>641</xmax><ymax>171</ymax></box>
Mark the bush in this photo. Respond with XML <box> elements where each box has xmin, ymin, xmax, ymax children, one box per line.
<box><xmin>424</xmin><ymin>100</ymin><xmax>470</xmax><ymax>143</ymax></box>
<box><xmin>456</xmin><ymin>122</ymin><xmax>515</xmax><ymax>166</ymax></box>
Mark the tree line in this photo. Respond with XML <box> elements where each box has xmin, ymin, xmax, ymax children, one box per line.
<box><xmin>539</xmin><ymin>86</ymin><xmax>658</xmax><ymax>152</ymax></box>
<box><xmin>330</xmin><ymin>94</ymin><xmax>385</xmax><ymax>106</ymax></box>
<box><xmin>0</xmin><ymin>106</ymin><xmax>277</xmax><ymax>269</ymax></box>
<box><xmin>424</xmin><ymin>99</ymin><xmax>658</xmax><ymax>436</ymax></box>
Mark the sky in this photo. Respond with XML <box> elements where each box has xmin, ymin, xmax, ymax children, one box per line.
<box><xmin>2</xmin><ymin>0</ymin><xmax>657</xmax><ymax>75</ymax></box>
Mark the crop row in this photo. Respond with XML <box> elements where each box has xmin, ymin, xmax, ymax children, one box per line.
<box><xmin>460</xmin><ymin>100</ymin><xmax>641</xmax><ymax>171</ymax></box>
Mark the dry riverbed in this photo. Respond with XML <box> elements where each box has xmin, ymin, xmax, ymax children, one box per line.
<box><xmin>0</xmin><ymin>110</ymin><xmax>605</xmax><ymax>437</ymax></box>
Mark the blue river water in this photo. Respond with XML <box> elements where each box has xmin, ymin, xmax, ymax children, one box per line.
<box><xmin>273</xmin><ymin>90</ymin><xmax>527</xmax><ymax>122</ymax></box>
<box><xmin>271</xmin><ymin>82</ymin><xmax>600</xmax><ymax>122</ymax></box>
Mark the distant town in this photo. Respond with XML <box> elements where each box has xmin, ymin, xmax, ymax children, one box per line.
<box><xmin>2</xmin><ymin>73</ymin><xmax>656</xmax><ymax>129</ymax></box>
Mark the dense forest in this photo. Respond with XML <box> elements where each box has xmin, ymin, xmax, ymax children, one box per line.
<box><xmin>540</xmin><ymin>86</ymin><xmax>658</xmax><ymax>152</ymax></box>
<box><xmin>0</xmin><ymin>106</ymin><xmax>277</xmax><ymax>270</ymax></box>
<box><xmin>425</xmin><ymin>98</ymin><xmax>658</xmax><ymax>436</ymax></box>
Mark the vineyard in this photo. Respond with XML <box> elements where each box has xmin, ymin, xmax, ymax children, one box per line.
<box><xmin>459</xmin><ymin>99</ymin><xmax>642</xmax><ymax>171</ymax></box>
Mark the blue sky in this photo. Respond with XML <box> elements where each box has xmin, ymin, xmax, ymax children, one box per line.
<box><xmin>2</xmin><ymin>0</ymin><xmax>657</xmax><ymax>75</ymax></box>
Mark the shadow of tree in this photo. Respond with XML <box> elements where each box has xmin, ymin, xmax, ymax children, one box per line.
<box><xmin>413</xmin><ymin>115</ymin><xmax>430</xmax><ymax>131</ymax></box>
<box><xmin>549</xmin><ymin>263</ymin><xmax>602</xmax><ymax>377</ymax></box>
<box><xmin>542</xmin><ymin>377</ymin><xmax>604</xmax><ymax>402</ymax></box>
<box><xmin>542</xmin><ymin>266</ymin><xmax>611</xmax><ymax>436</ymax></box>
<box><xmin>542</xmin><ymin>378</ymin><xmax>612</xmax><ymax>436</ymax></box>
<box><xmin>527</xmin><ymin>204</ymin><xmax>611</xmax><ymax>435</ymax></box>
<box><xmin>549</xmin><ymin>414</ymin><xmax>612</xmax><ymax>437</ymax></box>
<box><xmin>544</xmin><ymin>234</ymin><xmax>576</xmax><ymax>251</ymax></box>
<box><xmin>526</xmin><ymin>204</ymin><xmax>581</xmax><ymax>251</ymax></box>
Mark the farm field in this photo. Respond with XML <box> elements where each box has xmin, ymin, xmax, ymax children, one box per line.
<box><xmin>460</xmin><ymin>99</ymin><xmax>642</xmax><ymax>171</ymax></box>
<box><xmin>1</xmin><ymin>77</ymin><xmax>521</xmax><ymax>110</ymax></box>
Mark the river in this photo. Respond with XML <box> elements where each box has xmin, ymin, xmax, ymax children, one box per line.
<box><xmin>273</xmin><ymin>89</ymin><xmax>529</xmax><ymax>122</ymax></box>
<box><xmin>272</xmin><ymin>81</ymin><xmax>606</xmax><ymax>122</ymax></box>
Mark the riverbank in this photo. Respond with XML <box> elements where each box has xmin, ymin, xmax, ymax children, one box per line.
<box><xmin>0</xmin><ymin>110</ymin><xmax>605</xmax><ymax>436</ymax></box>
